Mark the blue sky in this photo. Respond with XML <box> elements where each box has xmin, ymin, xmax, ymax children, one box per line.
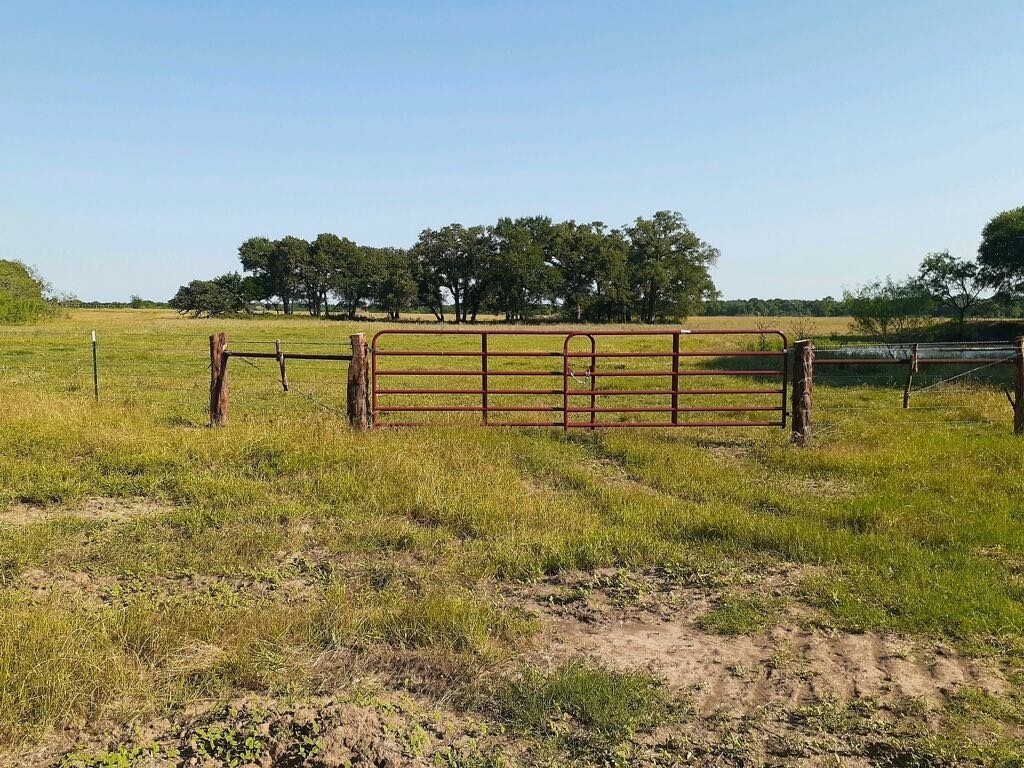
<box><xmin>2</xmin><ymin>1</ymin><xmax>1021</xmax><ymax>301</ymax></box>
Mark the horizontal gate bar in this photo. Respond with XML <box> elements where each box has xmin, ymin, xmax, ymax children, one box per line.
<box><xmin>375</xmin><ymin>369</ymin><xmax>563</xmax><ymax>376</ymax></box>
<box><xmin>566</xmin><ymin>388</ymin><xmax>784</xmax><ymax>396</ymax></box>
<box><xmin>488</xmin><ymin>421</ymin><xmax>563</xmax><ymax>427</ymax></box>
<box><xmin>564</xmin><ymin>420</ymin><xmax>782</xmax><ymax>428</ymax></box>
<box><xmin>564</xmin><ymin>351</ymin><xmax>784</xmax><ymax>358</ymax></box>
<box><xmin>376</xmin><ymin>388</ymin><xmax>562</xmax><ymax>395</ymax></box>
<box><xmin>375</xmin><ymin>350</ymin><xmax>564</xmax><ymax>357</ymax></box>
<box><xmin>592</xmin><ymin>369</ymin><xmax>783</xmax><ymax>377</ymax></box>
<box><xmin>377</xmin><ymin>420</ymin><xmax>566</xmax><ymax>427</ymax></box>
<box><xmin>380</xmin><ymin>351</ymin><xmax>787</xmax><ymax>359</ymax></box>
<box><xmin>375</xmin><ymin>370</ymin><xmax>785</xmax><ymax>379</ymax></box>
<box><xmin>377</xmin><ymin>405</ymin><xmax>563</xmax><ymax>412</ymax></box>
<box><xmin>565</xmin><ymin>405</ymin><xmax>782</xmax><ymax>413</ymax></box>
<box><xmin>376</xmin><ymin>419</ymin><xmax>781</xmax><ymax>428</ymax></box>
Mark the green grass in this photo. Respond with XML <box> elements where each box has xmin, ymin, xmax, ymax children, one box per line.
<box><xmin>494</xmin><ymin>660</ymin><xmax>670</xmax><ymax>752</ymax></box>
<box><xmin>1</xmin><ymin>310</ymin><xmax>1024</xmax><ymax>757</ymax></box>
<box><xmin>697</xmin><ymin>594</ymin><xmax>784</xmax><ymax>635</ymax></box>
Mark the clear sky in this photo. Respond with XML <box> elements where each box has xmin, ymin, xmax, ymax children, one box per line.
<box><xmin>2</xmin><ymin>1</ymin><xmax>1022</xmax><ymax>302</ymax></box>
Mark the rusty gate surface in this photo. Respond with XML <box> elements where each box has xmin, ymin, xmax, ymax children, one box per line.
<box><xmin>370</xmin><ymin>328</ymin><xmax>788</xmax><ymax>429</ymax></box>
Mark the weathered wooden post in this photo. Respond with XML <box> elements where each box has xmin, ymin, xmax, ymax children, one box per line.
<box><xmin>275</xmin><ymin>339</ymin><xmax>289</xmax><ymax>391</ymax></box>
<box><xmin>347</xmin><ymin>333</ymin><xmax>371</xmax><ymax>430</ymax></box>
<box><xmin>791</xmin><ymin>339</ymin><xmax>813</xmax><ymax>445</ymax></box>
<box><xmin>209</xmin><ymin>332</ymin><xmax>229</xmax><ymax>426</ymax></box>
<box><xmin>1014</xmin><ymin>337</ymin><xmax>1024</xmax><ymax>435</ymax></box>
<box><xmin>902</xmin><ymin>343</ymin><xmax>919</xmax><ymax>409</ymax></box>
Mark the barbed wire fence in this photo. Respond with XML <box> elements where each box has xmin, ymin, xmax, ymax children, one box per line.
<box><xmin>0</xmin><ymin>329</ymin><xmax>355</xmax><ymax>422</ymax></box>
<box><xmin>809</xmin><ymin>341</ymin><xmax>1019</xmax><ymax>440</ymax></box>
<box><xmin>2</xmin><ymin>331</ymin><xmax>1022</xmax><ymax>437</ymax></box>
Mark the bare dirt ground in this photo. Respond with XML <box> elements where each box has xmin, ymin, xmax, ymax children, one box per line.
<box><xmin>522</xmin><ymin>568</ymin><xmax>1008</xmax><ymax>709</ymax></box>
<box><xmin>0</xmin><ymin>497</ymin><xmax>170</xmax><ymax>526</ymax></box>
<box><xmin>504</xmin><ymin>566</ymin><xmax>1020</xmax><ymax>765</ymax></box>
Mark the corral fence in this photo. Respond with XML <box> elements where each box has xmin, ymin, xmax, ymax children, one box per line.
<box><xmin>204</xmin><ymin>329</ymin><xmax>1024</xmax><ymax>443</ymax></box>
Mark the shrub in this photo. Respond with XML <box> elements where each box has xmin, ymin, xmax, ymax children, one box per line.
<box><xmin>168</xmin><ymin>273</ymin><xmax>256</xmax><ymax>317</ymax></box>
<box><xmin>842</xmin><ymin>277</ymin><xmax>933</xmax><ymax>341</ymax></box>
<box><xmin>0</xmin><ymin>260</ymin><xmax>57</xmax><ymax>324</ymax></box>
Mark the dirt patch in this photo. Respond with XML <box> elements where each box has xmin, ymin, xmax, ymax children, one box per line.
<box><xmin>0</xmin><ymin>497</ymin><xmax>171</xmax><ymax>527</ymax></box>
<box><xmin>518</xmin><ymin>568</ymin><xmax>1009</xmax><ymax>713</ymax></box>
<box><xmin>542</xmin><ymin>615</ymin><xmax>1008</xmax><ymax>713</ymax></box>
<box><xmin>505</xmin><ymin>567</ymin><xmax>1022</xmax><ymax>764</ymax></box>
<box><xmin>42</xmin><ymin>693</ymin><xmax>519</xmax><ymax>768</ymax></box>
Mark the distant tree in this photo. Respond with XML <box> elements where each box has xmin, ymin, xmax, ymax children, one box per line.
<box><xmin>310</xmin><ymin>233</ymin><xmax>360</xmax><ymax>317</ymax></box>
<box><xmin>917</xmin><ymin>251</ymin><xmax>988</xmax><ymax>332</ymax></box>
<box><xmin>274</xmin><ymin>236</ymin><xmax>310</xmax><ymax>313</ymax></box>
<box><xmin>587</xmin><ymin>225</ymin><xmax>633</xmax><ymax>322</ymax></box>
<box><xmin>129</xmin><ymin>294</ymin><xmax>144</xmax><ymax>309</ymax></box>
<box><xmin>168</xmin><ymin>273</ymin><xmax>254</xmax><ymax>317</ymax></box>
<box><xmin>412</xmin><ymin>224</ymin><xmax>492</xmax><ymax>323</ymax></box>
<box><xmin>624</xmin><ymin>211</ymin><xmax>719</xmax><ymax>322</ymax></box>
<box><xmin>238</xmin><ymin>236</ymin><xmax>306</xmax><ymax>314</ymax></box>
<box><xmin>301</xmin><ymin>234</ymin><xmax>341</xmax><ymax>316</ymax></box>
<box><xmin>977</xmin><ymin>206</ymin><xmax>1024</xmax><ymax>293</ymax></box>
<box><xmin>327</xmin><ymin>243</ymin><xmax>373</xmax><ymax>319</ymax></box>
<box><xmin>843</xmin><ymin>277</ymin><xmax>933</xmax><ymax>342</ymax></box>
<box><xmin>547</xmin><ymin>221</ymin><xmax>594</xmax><ymax>321</ymax></box>
<box><xmin>368</xmin><ymin>247</ymin><xmax>417</xmax><ymax>320</ymax></box>
<box><xmin>489</xmin><ymin>217</ymin><xmax>555</xmax><ymax>321</ymax></box>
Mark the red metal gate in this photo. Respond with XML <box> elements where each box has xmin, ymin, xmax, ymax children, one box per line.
<box><xmin>371</xmin><ymin>328</ymin><xmax>788</xmax><ymax>429</ymax></box>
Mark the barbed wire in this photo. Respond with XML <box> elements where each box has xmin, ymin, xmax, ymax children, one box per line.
<box><xmin>229</xmin><ymin>354</ymin><xmax>347</xmax><ymax>419</ymax></box>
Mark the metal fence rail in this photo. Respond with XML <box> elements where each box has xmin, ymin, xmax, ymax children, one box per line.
<box><xmin>370</xmin><ymin>328</ymin><xmax>788</xmax><ymax>429</ymax></box>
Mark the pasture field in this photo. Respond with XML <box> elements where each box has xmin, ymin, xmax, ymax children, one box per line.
<box><xmin>1</xmin><ymin>310</ymin><xmax>1023</xmax><ymax>766</ymax></box>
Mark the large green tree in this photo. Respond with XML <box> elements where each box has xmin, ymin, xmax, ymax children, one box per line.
<box><xmin>310</xmin><ymin>233</ymin><xmax>360</xmax><ymax>317</ymax></box>
<box><xmin>412</xmin><ymin>224</ymin><xmax>492</xmax><ymax>323</ymax></box>
<box><xmin>367</xmin><ymin>247</ymin><xmax>417</xmax><ymax>320</ymax></box>
<box><xmin>624</xmin><ymin>211</ymin><xmax>719</xmax><ymax>322</ymax></box>
<box><xmin>547</xmin><ymin>222</ymin><xmax>632</xmax><ymax>321</ymax></box>
<box><xmin>977</xmin><ymin>206</ymin><xmax>1024</xmax><ymax>293</ymax></box>
<box><xmin>238</xmin><ymin>236</ymin><xmax>306</xmax><ymax>314</ymax></box>
<box><xmin>327</xmin><ymin>243</ymin><xmax>372</xmax><ymax>319</ymax></box>
<box><xmin>917</xmin><ymin>251</ymin><xmax>988</xmax><ymax>331</ymax></box>
<box><xmin>489</xmin><ymin>217</ymin><xmax>556</xmax><ymax>321</ymax></box>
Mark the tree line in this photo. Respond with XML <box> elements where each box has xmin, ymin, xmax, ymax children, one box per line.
<box><xmin>169</xmin><ymin>210</ymin><xmax>720</xmax><ymax>322</ymax></box>
<box><xmin>843</xmin><ymin>206</ymin><xmax>1024</xmax><ymax>339</ymax></box>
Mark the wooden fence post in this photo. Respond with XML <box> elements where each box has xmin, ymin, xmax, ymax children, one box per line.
<box><xmin>902</xmin><ymin>343</ymin><xmax>919</xmax><ymax>409</ymax></box>
<box><xmin>1014</xmin><ymin>337</ymin><xmax>1024</xmax><ymax>435</ymax></box>
<box><xmin>209</xmin><ymin>332</ymin><xmax>228</xmax><ymax>426</ymax></box>
<box><xmin>347</xmin><ymin>333</ymin><xmax>371</xmax><ymax>430</ymax></box>
<box><xmin>791</xmin><ymin>339</ymin><xmax>813</xmax><ymax>445</ymax></box>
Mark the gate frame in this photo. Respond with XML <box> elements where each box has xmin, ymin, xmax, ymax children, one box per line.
<box><xmin>371</xmin><ymin>327</ymin><xmax>788</xmax><ymax>429</ymax></box>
